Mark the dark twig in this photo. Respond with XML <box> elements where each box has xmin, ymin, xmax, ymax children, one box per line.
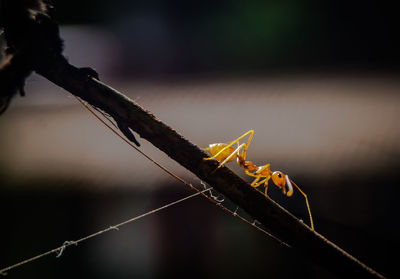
<box><xmin>38</xmin><ymin>60</ymin><xmax>385</xmax><ymax>279</ymax></box>
<box><xmin>0</xmin><ymin>1</ymin><xmax>386</xmax><ymax>278</ymax></box>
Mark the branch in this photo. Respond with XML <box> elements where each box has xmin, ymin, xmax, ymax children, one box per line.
<box><xmin>0</xmin><ymin>1</ymin><xmax>385</xmax><ymax>278</ymax></box>
<box><xmin>35</xmin><ymin>58</ymin><xmax>384</xmax><ymax>279</ymax></box>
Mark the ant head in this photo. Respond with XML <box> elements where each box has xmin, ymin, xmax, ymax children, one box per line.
<box><xmin>271</xmin><ymin>171</ymin><xmax>293</xmax><ymax>197</ymax></box>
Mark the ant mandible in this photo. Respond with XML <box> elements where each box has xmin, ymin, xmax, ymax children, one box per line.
<box><xmin>204</xmin><ymin>130</ymin><xmax>314</xmax><ymax>230</ymax></box>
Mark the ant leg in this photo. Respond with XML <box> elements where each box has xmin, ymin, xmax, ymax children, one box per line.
<box><xmin>252</xmin><ymin>177</ymin><xmax>269</xmax><ymax>188</ymax></box>
<box><xmin>289</xmin><ymin>179</ymin><xmax>314</xmax><ymax>231</ymax></box>
<box><xmin>235</xmin><ymin>130</ymin><xmax>254</xmax><ymax>162</ymax></box>
<box><xmin>206</xmin><ymin>130</ymin><xmax>254</xmax><ymax>160</ymax></box>
<box><xmin>203</xmin><ymin>143</ymin><xmax>246</xmax><ymax>168</ymax></box>
<box><xmin>245</xmin><ymin>164</ymin><xmax>271</xmax><ymax>178</ymax></box>
<box><xmin>250</xmin><ymin>176</ymin><xmax>262</xmax><ymax>187</ymax></box>
<box><xmin>217</xmin><ymin>143</ymin><xmax>247</xmax><ymax>168</ymax></box>
<box><xmin>203</xmin><ymin>145</ymin><xmax>232</xmax><ymax>161</ymax></box>
<box><xmin>203</xmin><ymin>146</ymin><xmax>216</xmax><ymax>160</ymax></box>
<box><xmin>244</xmin><ymin>164</ymin><xmax>270</xmax><ymax>179</ymax></box>
<box><xmin>249</xmin><ymin>176</ymin><xmax>270</xmax><ymax>196</ymax></box>
<box><xmin>230</xmin><ymin>130</ymin><xmax>254</xmax><ymax>150</ymax></box>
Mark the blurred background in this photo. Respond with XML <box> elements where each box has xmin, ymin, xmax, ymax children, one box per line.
<box><xmin>0</xmin><ymin>0</ymin><xmax>399</xmax><ymax>278</ymax></box>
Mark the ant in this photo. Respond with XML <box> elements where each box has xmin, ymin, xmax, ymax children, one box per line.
<box><xmin>204</xmin><ymin>130</ymin><xmax>314</xmax><ymax>230</ymax></box>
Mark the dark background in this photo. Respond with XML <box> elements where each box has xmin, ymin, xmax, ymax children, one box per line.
<box><xmin>0</xmin><ymin>1</ymin><xmax>399</xmax><ymax>278</ymax></box>
<box><xmin>58</xmin><ymin>0</ymin><xmax>400</xmax><ymax>76</ymax></box>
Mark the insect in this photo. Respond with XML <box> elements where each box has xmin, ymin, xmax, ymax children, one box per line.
<box><xmin>204</xmin><ymin>130</ymin><xmax>314</xmax><ymax>230</ymax></box>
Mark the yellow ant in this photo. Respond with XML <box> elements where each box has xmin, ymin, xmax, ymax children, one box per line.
<box><xmin>204</xmin><ymin>130</ymin><xmax>314</xmax><ymax>230</ymax></box>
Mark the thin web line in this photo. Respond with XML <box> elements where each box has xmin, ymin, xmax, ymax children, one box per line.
<box><xmin>74</xmin><ymin>96</ymin><xmax>290</xmax><ymax>246</ymax></box>
<box><xmin>74</xmin><ymin>96</ymin><xmax>193</xmax><ymax>188</ymax></box>
<box><xmin>0</xmin><ymin>95</ymin><xmax>290</xmax><ymax>276</ymax></box>
<box><xmin>0</xmin><ymin>188</ymin><xmax>210</xmax><ymax>275</ymax></box>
